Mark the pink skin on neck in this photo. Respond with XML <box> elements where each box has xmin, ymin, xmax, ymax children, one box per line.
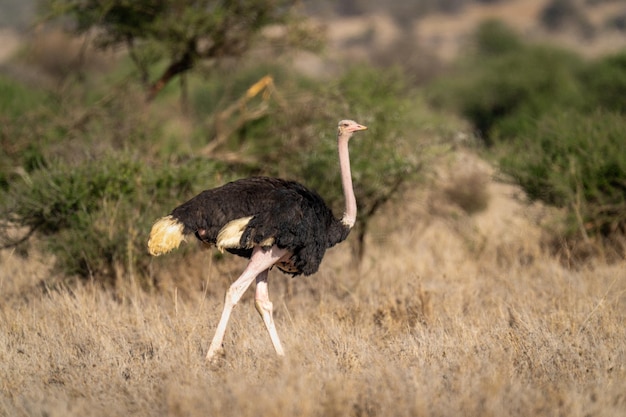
<box><xmin>338</xmin><ymin>122</ymin><xmax>366</xmax><ymax>228</ymax></box>
<box><xmin>339</xmin><ymin>133</ymin><xmax>356</xmax><ymax>228</ymax></box>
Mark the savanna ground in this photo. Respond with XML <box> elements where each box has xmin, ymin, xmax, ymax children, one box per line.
<box><xmin>1</xmin><ymin>151</ymin><xmax>624</xmax><ymax>417</ymax></box>
<box><xmin>1</xmin><ymin>1</ymin><xmax>626</xmax><ymax>415</ymax></box>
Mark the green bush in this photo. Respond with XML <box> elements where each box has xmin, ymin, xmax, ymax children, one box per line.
<box><xmin>429</xmin><ymin>20</ymin><xmax>626</xmax><ymax>250</ymax></box>
<box><xmin>0</xmin><ymin>76</ymin><xmax>54</xmax><ymax>189</ymax></box>
<box><xmin>472</xmin><ymin>19</ymin><xmax>524</xmax><ymax>57</ymax></box>
<box><xmin>429</xmin><ymin>23</ymin><xmax>584</xmax><ymax>144</ymax></box>
<box><xmin>580</xmin><ymin>51</ymin><xmax>626</xmax><ymax>114</ymax></box>
<box><xmin>498</xmin><ymin>111</ymin><xmax>626</xmax><ymax>238</ymax></box>
<box><xmin>1</xmin><ymin>154</ymin><xmax>225</xmax><ymax>283</ymax></box>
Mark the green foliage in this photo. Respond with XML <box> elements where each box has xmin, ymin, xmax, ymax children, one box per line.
<box><xmin>498</xmin><ymin>111</ymin><xmax>626</xmax><ymax>237</ymax></box>
<box><xmin>190</xmin><ymin>62</ymin><xmax>291</xmax><ymax>125</ymax></box>
<box><xmin>0</xmin><ymin>76</ymin><xmax>53</xmax><ymax>189</ymax></box>
<box><xmin>41</xmin><ymin>0</ymin><xmax>309</xmax><ymax>98</ymax></box>
<box><xmin>430</xmin><ymin>20</ymin><xmax>626</xmax><ymax>247</ymax></box>
<box><xmin>430</xmin><ymin>25</ymin><xmax>584</xmax><ymax>143</ymax></box>
<box><xmin>1</xmin><ymin>154</ymin><xmax>224</xmax><ymax>282</ymax></box>
<box><xmin>0</xmin><ymin>80</ymin><xmax>159</xmax><ymax>192</ymax></box>
<box><xmin>45</xmin><ymin>0</ymin><xmax>294</xmax><ymax>50</ymax></box>
<box><xmin>0</xmin><ymin>75</ymin><xmax>48</xmax><ymax>118</ymax></box>
<box><xmin>473</xmin><ymin>19</ymin><xmax>524</xmax><ymax>57</ymax></box>
<box><xmin>580</xmin><ymin>51</ymin><xmax>626</xmax><ymax>113</ymax></box>
<box><xmin>0</xmin><ymin>67</ymin><xmax>232</xmax><ymax>282</ymax></box>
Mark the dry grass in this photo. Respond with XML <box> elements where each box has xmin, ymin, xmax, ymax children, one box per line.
<box><xmin>1</xmin><ymin>152</ymin><xmax>625</xmax><ymax>417</ymax></box>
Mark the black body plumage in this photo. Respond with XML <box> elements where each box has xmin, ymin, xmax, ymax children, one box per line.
<box><xmin>170</xmin><ymin>176</ymin><xmax>351</xmax><ymax>276</ymax></box>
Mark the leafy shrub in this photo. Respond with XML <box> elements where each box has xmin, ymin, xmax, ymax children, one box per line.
<box><xmin>498</xmin><ymin>111</ymin><xmax>626</xmax><ymax>239</ymax></box>
<box><xmin>429</xmin><ymin>23</ymin><xmax>584</xmax><ymax>144</ymax></box>
<box><xmin>1</xmin><ymin>154</ymin><xmax>226</xmax><ymax>284</ymax></box>
<box><xmin>472</xmin><ymin>19</ymin><xmax>524</xmax><ymax>57</ymax></box>
<box><xmin>0</xmin><ymin>76</ymin><xmax>53</xmax><ymax>189</ymax></box>
<box><xmin>429</xmin><ymin>20</ymin><xmax>626</xmax><ymax>253</ymax></box>
<box><xmin>580</xmin><ymin>51</ymin><xmax>626</xmax><ymax>114</ymax></box>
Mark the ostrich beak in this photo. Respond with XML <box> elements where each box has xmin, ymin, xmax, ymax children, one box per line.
<box><xmin>348</xmin><ymin>123</ymin><xmax>367</xmax><ymax>132</ymax></box>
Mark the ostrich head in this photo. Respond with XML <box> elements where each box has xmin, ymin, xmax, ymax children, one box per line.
<box><xmin>337</xmin><ymin>119</ymin><xmax>367</xmax><ymax>137</ymax></box>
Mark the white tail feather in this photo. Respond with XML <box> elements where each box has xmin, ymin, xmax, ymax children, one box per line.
<box><xmin>148</xmin><ymin>215</ymin><xmax>186</xmax><ymax>256</ymax></box>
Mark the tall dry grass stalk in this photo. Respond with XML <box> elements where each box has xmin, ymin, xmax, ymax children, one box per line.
<box><xmin>1</xmin><ymin>153</ymin><xmax>624</xmax><ymax>417</ymax></box>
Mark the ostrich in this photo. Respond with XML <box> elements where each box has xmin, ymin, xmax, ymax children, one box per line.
<box><xmin>147</xmin><ymin>119</ymin><xmax>367</xmax><ymax>361</ymax></box>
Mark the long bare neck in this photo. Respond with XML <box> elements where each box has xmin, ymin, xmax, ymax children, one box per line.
<box><xmin>338</xmin><ymin>134</ymin><xmax>356</xmax><ymax>228</ymax></box>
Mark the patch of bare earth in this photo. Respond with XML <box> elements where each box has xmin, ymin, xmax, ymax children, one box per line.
<box><xmin>0</xmin><ymin>28</ymin><xmax>21</xmax><ymax>65</ymax></box>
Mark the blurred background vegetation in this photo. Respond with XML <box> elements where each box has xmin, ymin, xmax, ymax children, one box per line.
<box><xmin>0</xmin><ymin>0</ymin><xmax>625</xmax><ymax>285</ymax></box>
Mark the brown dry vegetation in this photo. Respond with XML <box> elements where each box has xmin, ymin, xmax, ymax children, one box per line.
<box><xmin>1</xmin><ymin>151</ymin><xmax>624</xmax><ymax>417</ymax></box>
<box><xmin>1</xmin><ymin>2</ymin><xmax>625</xmax><ymax>415</ymax></box>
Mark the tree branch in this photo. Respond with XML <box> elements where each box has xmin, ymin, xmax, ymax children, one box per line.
<box><xmin>0</xmin><ymin>221</ymin><xmax>42</xmax><ymax>250</ymax></box>
<box><xmin>146</xmin><ymin>45</ymin><xmax>196</xmax><ymax>102</ymax></box>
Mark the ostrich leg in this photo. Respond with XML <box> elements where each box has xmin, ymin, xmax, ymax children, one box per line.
<box><xmin>255</xmin><ymin>269</ymin><xmax>285</xmax><ymax>356</ymax></box>
<box><xmin>206</xmin><ymin>245</ymin><xmax>287</xmax><ymax>362</ymax></box>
